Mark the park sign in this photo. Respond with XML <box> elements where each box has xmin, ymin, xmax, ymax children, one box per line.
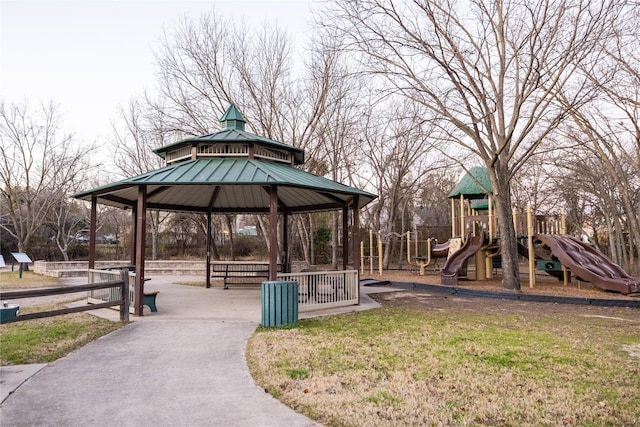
<box><xmin>10</xmin><ymin>253</ymin><xmax>32</xmax><ymax>279</ymax></box>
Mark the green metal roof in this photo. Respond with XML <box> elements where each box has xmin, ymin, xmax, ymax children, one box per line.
<box><xmin>74</xmin><ymin>158</ymin><xmax>377</xmax><ymax>213</ymax></box>
<box><xmin>153</xmin><ymin>104</ymin><xmax>305</xmax><ymax>165</ymax></box>
<box><xmin>448</xmin><ymin>166</ymin><xmax>492</xmax><ymax>199</ymax></box>
<box><xmin>154</xmin><ymin>129</ymin><xmax>305</xmax><ymax>165</ymax></box>
<box><xmin>470</xmin><ymin>199</ymin><xmax>493</xmax><ymax>210</ymax></box>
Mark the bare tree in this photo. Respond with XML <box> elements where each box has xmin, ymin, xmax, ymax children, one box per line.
<box><xmin>552</xmin><ymin>6</ymin><xmax>640</xmax><ymax>273</ymax></box>
<box><xmin>0</xmin><ymin>100</ymin><xmax>93</xmax><ymax>258</ymax></box>
<box><xmin>110</xmin><ymin>100</ymin><xmax>172</xmax><ymax>260</ymax></box>
<box><xmin>362</xmin><ymin>100</ymin><xmax>438</xmax><ymax>268</ymax></box>
<box><xmin>308</xmin><ymin>32</ymin><xmax>367</xmax><ymax>267</ymax></box>
<box><xmin>111</xmin><ymin>100</ymin><xmax>167</xmax><ymax>177</ymax></box>
<box><xmin>48</xmin><ymin>183</ymin><xmax>90</xmax><ymax>261</ymax></box>
<box><xmin>562</xmin><ymin>108</ymin><xmax>640</xmax><ymax>272</ymax></box>
<box><xmin>321</xmin><ymin>0</ymin><xmax>624</xmax><ymax>290</ymax></box>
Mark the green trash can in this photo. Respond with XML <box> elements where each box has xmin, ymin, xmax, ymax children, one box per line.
<box><xmin>1</xmin><ymin>303</ymin><xmax>20</xmax><ymax>323</ymax></box>
<box><xmin>261</xmin><ymin>281</ymin><xmax>298</xmax><ymax>327</ymax></box>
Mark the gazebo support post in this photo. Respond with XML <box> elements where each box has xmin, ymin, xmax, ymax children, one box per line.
<box><xmin>283</xmin><ymin>212</ymin><xmax>289</xmax><ymax>273</ymax></box>
<box><xmin>130</xmin><ymin>205</ymin><xmax>137</xmax><ymax>266</ymax></box>
<box><xmin>342</xmin><ymin>205</ymin><xmax>349</xmax><ymax>270</ymax></box>
<box><xmin>134</xmin><ymin>185</ymin><xmax>147</xmax><ymax>316</ymax></box>
<box><xmin>206</xmin><ymin>211</ymin><xmax>212</xmax><ymax>288</ymax></box>
<box><xmin>269</xmin><ymin>185</ymin><xmax>278</xmax><ymax>281</ymax></box>
<box><xmin>89</xmin><ymin>196</ymin><xmax>97</xmax><ymax>270</ymax></box>
<box><xmin>206</xmin><ymin>186</ymin><xmax>220</xmax><ymax>289</ymax></box>
<box><xmin>352</xmin><ymin>196</ymin><xmax>360</xmax><ymax>304</ymax></box>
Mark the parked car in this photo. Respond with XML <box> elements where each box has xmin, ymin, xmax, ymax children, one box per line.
<box><xmin>103</xmin><ymin>234</ymin><xmax>118</xmax><ymax>244</ymax></box>
<box><xmin>75</xmin><ymin>233</ymin><xmax>118</xmax><ymax>244</ymax></box>
<box><xmin>75</xmin><ymin>233</ymin><xmax>90</xmax><ymax>243</ymax></box>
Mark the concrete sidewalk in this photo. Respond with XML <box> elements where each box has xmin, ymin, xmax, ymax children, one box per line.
<box><xmin>0</xmin><ymin>277</ymin><xmax>396</xmax><ymax>426</ymax></box>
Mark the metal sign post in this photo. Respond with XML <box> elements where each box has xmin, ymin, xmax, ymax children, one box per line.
<box><xmin>11</xmin><ymin>253</ymin><xmax>33</xmax><ymax>279</ymax></box>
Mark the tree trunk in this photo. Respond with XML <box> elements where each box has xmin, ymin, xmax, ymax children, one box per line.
<box><xmin>309</xmin><ymin>214</ymin><xmax>315</xmax><ymax>264</ymax></box>
<box><xmin>150</xmin><ymin>211</ymin><xmax>160</xmax><ymax>260</ymax></box>
<box><xmin>397</xmin><ymin>200</ymin><xmax>407</xmax><ymax>268</ymax></box>
<box><xmin>488</xmin><ymin>169</ymin><xmax>520</xmax><ymax>291</ymax></box>
<box><xmin>255</xmin><ymin>215</ymin><xmax>271</xmax><ymax>256</ymax></box>
<box><xmin>295</xmin><ymin>217</ymin><xmax>311</xmax><ymax>264</ymax></box>
<box><xmin>331</xmin><ymin>211</ymin><xmax>338</xmax><ymax>269</ymax></box>
<box><xmin>382</xmin><ymin>233</ymin><xmax>391</xmax><ymax>270</ymax></box>
<box><xmin>605</xmin><ymin>214</ymin><xmax>617</xmax><ymax>264</ymax></box>
<box><xmin>225</xmin><ymin>215</ymin><xmax>235</xmax><ymax>260</ymax></box>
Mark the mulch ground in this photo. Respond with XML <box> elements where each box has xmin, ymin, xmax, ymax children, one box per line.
<box><xmin>368</xmin><ymin>268</ymin><xmax>637</xmax><ymax>299</ymax></box>
<box><xmin>363</xmin><ymin>268</ymin><xmax>640</xmax><ymax>320</ymax></box>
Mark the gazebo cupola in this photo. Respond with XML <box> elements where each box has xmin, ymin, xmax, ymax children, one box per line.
<box><xmin>153</xmin><ymin>103</ymin><xmax>305</xmax><ymax>167</ymax></box>
<box><xmin>219</xmin><ymin>103</ymin><xmax>246</xmax><ymax>131</ymax></box>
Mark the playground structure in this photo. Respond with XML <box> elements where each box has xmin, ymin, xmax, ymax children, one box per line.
<box><xmin>366</xmin><ymin>167</ymin><xmax>640</xmax><ymax>296</ymax></box>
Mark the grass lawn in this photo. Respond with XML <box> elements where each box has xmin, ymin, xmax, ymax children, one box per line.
<box><xmin>0</xmin><ymin>271</ymin><xmax>59</xmax><ymax>289</ymax></box>
<box><xmin>247</xmin><ymin>293</ymin><xmax>640</xmax><ymax>426</ymax></box>
<box><xmin>1</xmin><ymin>272</ymin><xmax>126</xmax><ymax>365</ymax></box>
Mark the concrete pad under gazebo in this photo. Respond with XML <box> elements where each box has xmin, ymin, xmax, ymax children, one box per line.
<box><xmin>74</xmin><ymin>104</ymin><xmax>377</xmax><ymax>315</ymax></box>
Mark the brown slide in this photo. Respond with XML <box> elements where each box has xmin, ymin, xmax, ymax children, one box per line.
<box><xmin>535</xmin><ymin>234</ymin><xmax>640</xmax><ymax>295</ymax></box>
<box><xmin>441</xmin><ymin>233</ymin><xmax>485</xmax><ymax>286</ymax></box>
<box><xmin>431</xmin><ymin>239</ymin><xmax>452</xmax><ymax>258</ymax></box>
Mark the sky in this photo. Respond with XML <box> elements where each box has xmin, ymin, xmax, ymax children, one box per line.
<box><xmin>1</xmin><ymin>0</ymin><xmax>314</xmax><ymax>146</ymax></box>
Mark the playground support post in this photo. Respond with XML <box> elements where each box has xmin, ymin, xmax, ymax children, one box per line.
<box><xmin>406</xmin><ymin>230</ymin><xmax>411</xmax><ymax>264</ymax></box>
<box><xmin>360</xmin><ymin>241</ymin><xmax>364</xmax><ymax>275</ymax></box>
<box><xmin>378</xmin><ymin>231</ymin><xmax>383</xmax><ymax>276</ymax></box>
<box><xmin>406</xmin><ymin>231</ymin><xmax>431</xmax><ymax>275</ymax></box>
<box><xmin>414</xmin><ymin>227</ymin><xmax>419</xmax><ymax>264</ymax></box>
<box><xmin>460</xmin><ymin>194</ymin><xmax>465</xmax><ymax>242</ymax></box>
<box><xmin>423</xmin><ymin>239</ymin><xmax>432</xmax><ymax>275</ymax></box>
<box><xmin>561</xmin><ymin>208</ymin><xmax>569</xmax><ymax>286</ymax></box>
<box><xmin>475</xmin><ymin>247</ymin><xmax>486</xmax><ymax>281</ymax></box>
<box><xmin>451</xmin><ymin>198</ymin><xmax>455</xmax><ymax>238</ymax></box>
<box><xmin>527</xmin><ymin>206</ymin><xmax>536</xmax><ymax>288</ymax></box>
<box><xmin>369</xmin><ymin>230</ymin><xmax>373</xmax><ymax>275</ymax></box>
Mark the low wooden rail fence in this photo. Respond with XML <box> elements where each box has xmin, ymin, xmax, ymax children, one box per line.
<box><xmin>0</xmin><ymin>271</ymin><xmax>130</xmax><ymax>324</ymax></box>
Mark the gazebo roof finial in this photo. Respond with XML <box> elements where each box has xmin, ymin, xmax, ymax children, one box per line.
<box><xmin>220</xmin><ymin>103</ymin><xmax>246</xmax><ymax>131</ymax></box>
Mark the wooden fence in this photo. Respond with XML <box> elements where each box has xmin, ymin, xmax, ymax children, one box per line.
<box><xmin>0</xmin><ymin>271</ymin><xmax>130</xmax><ymax>323</ymax></box>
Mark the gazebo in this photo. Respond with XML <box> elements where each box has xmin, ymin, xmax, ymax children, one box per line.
<box><xmin>74</xmin><ymin>104</ymin><xmax>377</xmax><ymax>315</ymax></box>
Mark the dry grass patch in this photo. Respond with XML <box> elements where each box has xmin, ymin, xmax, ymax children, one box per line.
<box><xmin>0</xmin><ymin>271</ymin><xmax>58</xmax><ymax>290</ymax></box>
<box><xmin>247</xmin><ymin>297</ymin><xmax>640</xmax><ymax>426</ymax></box>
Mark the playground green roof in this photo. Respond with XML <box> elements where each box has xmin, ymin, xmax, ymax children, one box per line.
<box><xmin>448</xmin><ymin>166</ymin><xmax>492</xmax><ymax>199</ymax></box>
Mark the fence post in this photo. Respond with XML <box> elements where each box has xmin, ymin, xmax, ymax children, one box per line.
<box><xmin>120</xmin><ymin>270</ymin><xmax>130</xmax><ymax>322</ymax></box>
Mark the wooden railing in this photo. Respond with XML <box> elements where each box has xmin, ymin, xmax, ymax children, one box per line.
<box><xmin>0</xmin><ymin>272</ymin><xmax>130</xmax><ymax>324</ymax></box>
<box><xmin>277</xmin><ymin>270</ymin><xmax>359</xmax><ymax>312</ymax></box>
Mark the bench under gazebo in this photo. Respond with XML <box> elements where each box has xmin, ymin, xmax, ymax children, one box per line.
<box><xmin>74</xmin><ymin>104</ymin><xmax>377</xmax><ymax>315</ymax></box>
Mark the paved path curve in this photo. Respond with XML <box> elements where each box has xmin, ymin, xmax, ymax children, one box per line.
<box><xmin>2</xmin><ymin>319</ymin><xmax>320</xmax><ymax>426</ymax></box>
<box><xmin>1</xmin><ymin>276</ymin><xmax>389</xmax><ymax>426</ymax></box>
